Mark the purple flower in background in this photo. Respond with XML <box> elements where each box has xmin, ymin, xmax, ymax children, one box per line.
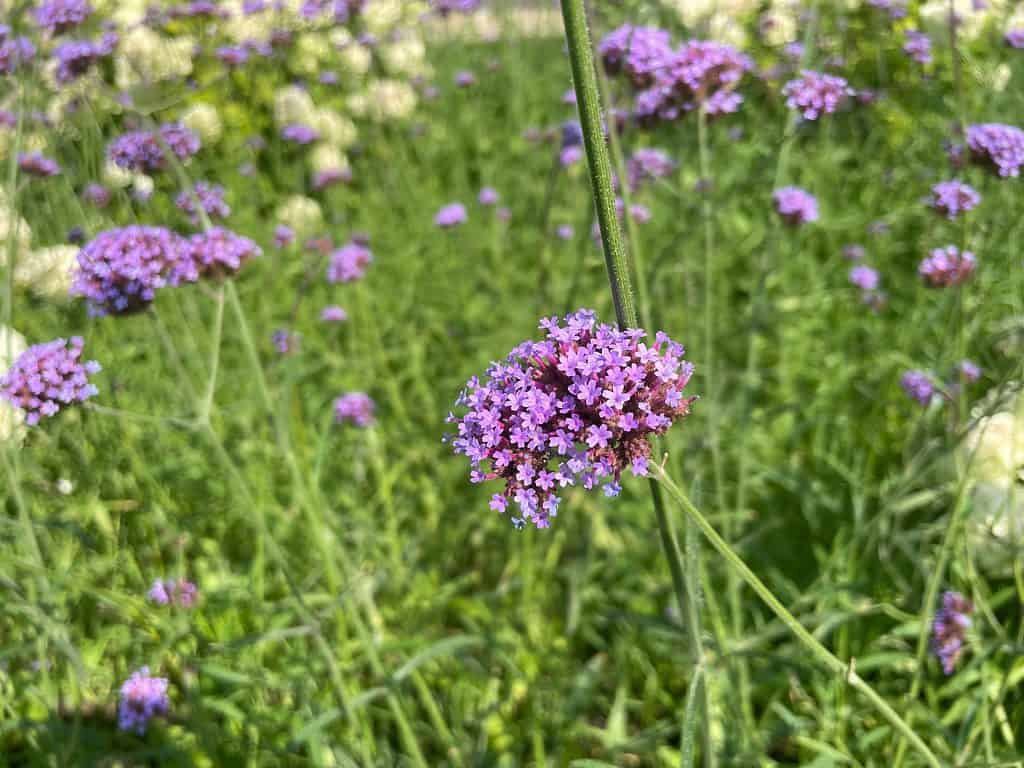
<box><xmin>901</xmin><ymin>370</ymin><xmax>935</xmax><ymax>405</ymax></box>
<box><xmin>598</xmin><ymin>25</ymin><xmax>673</xmax><ymax>87</ymax></box>
<box><xmin>326</xmin><ymin>242</ymin><xmax>372</xmax><ymax>283</ymax></box>
<box><xmin>118</xmin><ymin>668</ymin><xmax>169</xmax><ymax>735</ymax></box>
<box><xmin>903</xmin><ymin>30</ymin><xmax>932</xmax><ymax>64</ymax></box>
<box><xmin>627</xmin><ymin>148</ymin><xmax>675</xmax><ymax>190</ymax></box>
<box><xmin>1006</xmin><ymin>29</ymin><xmax>1024</xmax><ymax>49</ymax></box>
<box><xmin>67</xmin><ymin>227</ymin><xmax>86</xmax><ymax>245</ymax></box>
<box><xmin>313</xmin><ymin>167</ymin><xmax>351</xmax><ymax>191</ymax></box>
<box><xmin>430</xmin><ymin>0</ymin><xmax>480</xmax><ymax>15</ymax></box>
<box><xmin>176</xmin><ymin>182</ymin><xmax>230</xmax><ymax>225</ymax></box>
<box><xmin>0</xmin><ymin>29</ymin><xmax>36</xmax><ymax>75</ymax></box>
<box><xmin>783</xmin><ymin>42</ymin><xmax>804</xmax><ymax>61</ymax></box>
<box><xmin>148</xmin><ymin>578</ymin><xmax>198</xmax><ymax>607</ymax></box>
<box><xmin>320</xmin><ymin>305</ymin><xmax>348</xmax><ymax>322</ymax></box>
<box><xmin>281</xmin><ymin>124</ymin><xmax>319</xmax><ymax>145</ymax></box>
<box><xmin>35</xmin><ymin>0</ymin><xmax>93</xmax><ymax>34</ymax></box>
<box><xmin>562</xmin><ymin>89</ymin><xmax>577</xmax><ymax>105</ymax></box>
<box><xmin>773</xmin><ymin>186</ymin><xmax>818</xmax><ymax>225</ymax></box>
<box><xmin>966</xmin><ymin>123</ymin><xmax>1024</xmax><ymax>178</ymax></box>
<box><xmin>435</xmin><ymin>203</ymin><xmax>467</xmax><ymax>228</ymax></box>
<box><xmin>560</xmin><ymin>145</ymin><xmax>583</xmax><ymax>167</ymax></box>
<box><xmin>843</xmin><ymin>244</ymin><xmax>865</xmax><ymax>260</ymax></box>
<box><xmin>53</xmin><ymin>33</ymin><xmax>118</xmax><ymax>84</ymax></box>
<box><xmin>18</xmin><ymin>153</ymin><xmax>60</xmax><ymax>177</ymax></box>
<box><xmin>849</xmin><ymin>265</ymin><xmax>879</xmax><ymax>291</ymax></box>
<box><xmin>273</xmin><ymin>225</ymin><xmax>294</xmax><ymax>249</ymax></box>
<box><xmin>319</xmin><ymin>70</ymin><xmax>339</xmax><ymax>85</ymax></box>
<box><xmin>186</xmin><ymin>227</ymin><xmax>261</xmax><ymax>279</ymax></box>
<box><xmin>0</xmin><ymin>337</ymin><xmax>100</xmax><ymax>425</ymax></box>
<box><xmin>929</xmin><ymin>180</ymin><xmax>980</xmax><ymax>220</ymax></box>
<box><xmin>108</xmin><ymin>124</ymin><xmax>200</xmax><ymax>173</ymax></box>
<box><xmin>556</xmin><ymin>224</ymin><xmax>574</xmax><ymax>240</ymax></box>
<box><xmin>71</xmin><ymin>226</ymin><xmax>190</xmax><ymax>315</ymax></box>
<box><xmin>931</xmin><ymin>590</ymin><xmax>973</xmax><ymax>674</ymax></box>
<box><xmin>478</xmin><ymin>187</ymin><xmax>499</xmax><ymax>206</ymax></box>
<box><xmin>919</xmin><ymin>245</ymin><xmax>976</xmax><ymax>287</ymax></box>
<box><xmin>272</xmin><ymin>329</ymin><xmax>299</xmax><ymax>354</ymax></box>
<box><xmin>782</xmin><ymin>70</ymin><xmax>852</xmax><ymax>120</ymax></box>
<box><xmin>446</xmin><ymin>310</ymin><xmax>696</xmax><ymax>529</ymax></box>
<box><xmin>958</xmin><ymin>360</ymin><xmax>981</xmax><ymax>382</ymax></box>
<box><xmin>216</xmin><ymin>45</ymin><xmax>249</xmax><ymax>67</ymax></box>
<box><xmin>867</xmin><ymin>0</ymin><xmax>907</xmax><ymax>20</ymax></box>
<box><xmin>455</xmin><ymin>70</ymin><xmax>475</xmax><ymax>87</ymax></box>
<box><xmin>334</xmin><ymin>391</ymin><xmax>375</xmax><ymax>427</ymax></box>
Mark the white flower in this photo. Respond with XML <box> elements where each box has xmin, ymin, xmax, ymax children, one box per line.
<box><xmin>180</xmin><ymin>103</ymin><xmax>223</xmax><ymax>143</ymax></box>
<box><xmin>16</xmin><ymin>245</ymin><xmax>77</xmax><ymax>299</ymax></box>
<box><xmin>312</xmin><ymin>109</ymin><xmax>357</xmax><ymax>149</ymax></box>
<box><xmin>0</xmin><ymin>325</ymin><xmax>27</xmax><ymax>445</ymax></box>
<box><xmin>275</xmin><ymin>195</ymin><xmax>323</xmax><ymax>238</ymax></box>
<box><xmin>0</xmin><ymin>192</ymin><xmax>31</xmax><ymax>267</ymax></box>
<box><xmin>337</xmin><ymin>43</ymin><xmax>372</xmax><ymax>77</ymax></box>
<box><xmin>102</xmin><ymin>159</ymin><xmax>134</xmax><ymax>189</ymax></box>
<box><xmin>359</xmin><ymin>80</ymin><xmax>417</xmax><ymax>122</ymax></box>
<box><xmin>309</xmin><ymin>143</ymin><xmax>349</xmax><ymax>174</ymax></box>
<box><xmin>293</xmin><ymin>33</ymin><xmax>331</xmax><ymax>77</ymax></box>
<box><xmin>115</xmin><ymin>28</ymin><xmax>194</xmax><ymax>88</ymax></box>
<box><xmin>274</xmin><ymin>85</ymin><xmax>317</xmax><ymax>128</ymax></box>
<box><xmin>380</xmin><ymin>36</ymin><xmax>429</xmax><ymax>77</ymax></box>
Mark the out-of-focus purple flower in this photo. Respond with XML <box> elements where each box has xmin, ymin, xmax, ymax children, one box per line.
<box><xmin>919</xmin><ymin>245</ymin><xmax>976</xmax><ymax>287</ymax></box>
<box><xmin>435</xmin><ymin>203</ymin><xmax>467</xmax><ymax>228</ymax></box>
<box><xmin>562</xmin><ymin>89</ymin><xmax>577</xmax><ymax>105</ymax></box>
<box><xmin>326</xmin><ymin>241</ymin><xmax>372</xmax><ymax>283</ymax></box>
<box><xmin>334</xmin><ymin>391</ymin><xmax>374</xmax><ymax>427</ymax></box>
<box><xmin>903</xmin><ymin>30</ymin><xmax>932</xmax><ymax>64</ymax></box>
<box><xmin>118</xmin><ymin>668</ymin><xmax>169</xmax><ymax>735</ymax></box>
<box><xmin>272</xmin><ymin>329</ymin><xmax>299</xmax><ymax>354</ymax></box>
<box><xmin>185</xmin><ymin>227</ymin><xmax>260</xmax><ymax>279</ymax></box>
<box><xmin>843</xmin><ymin>244</ymin><xmax>865</xmax><ymax>260</ymax></box>
<box><xmin>560</xmin><ymin>145</ymin><xmax>584</xmax><ymax>167</ymax></box>
<box><xmin>958</xmin><ymin>360</ymin><xmax>981</xmax><ymax>382</ymax></box>
<box><xmin>18</xmin><ymin>152</ymin><xmax>60</xmax><ymax>177</ymax></box>
<box><xmin>430</xmin><ymin>0</ymin><xmax>480</xmax><ymax>15</ymax></box>
<box><xmin>931</xmin><ymin>590</ymin><xmax>973</xmax><ymax>674</ymax></box>
<box><xmin>108</xmin><ymin>124</ymin><xmax>200</xmax><ymax>174</ymax></box>
<box><xmin>148</xmin><ymin>578</ymin><xmax>198</xmax><ymax>607</ymax></box>
<box><xmin>320</xmin><ymin>305</ymin><xmax>347</xmax><ymax>322</ymax></box>
<box><xmin>929</xmin><ymin>180</ymin><xmax>980</xmax><ymax>220</ymax></box>
<box><xmin>216</xmin><ymin>45</ymin><xmax>249</xmax><ymax>67</ymax></box>
<box><xmin>273</xmin><ymin>225</ymin><xmax>294</xmax><ymax>249</ymax></box>
<box><xmin>478</xmin><ymin>187</ymin><xmax>499</xmax><ymax>206</ymax></box>
<box><xmin>53</xmin><ymin>33</ymin><xmax>118</xmax><ymax>84</ymax></box>
<box><xmin>0</xmin><ymin>337</ymin><xmax>100</xmax><ymax>425</ymax></box>
<box><xmin>782</xmin><ymin>70</ymin><xmax>852</xmax><ymax>120</ymax></box>
<box><xmin>773</xmin><ymin>186</ymin><xmax>818</xmax><ymax>225</ymax></box>
<box><xmin>455</xmin><ymin>70</ymin><xmax>475</xmax><ymax>87</ymax></box>
<box><xmin>966</xmin><ymin>123</ymin><xmax>1024</xmax><ymax>178</ymax></box>
<box><xmin>849</xmin><ymin>265</ymin><xmax>879</xmax><ymax>291</ymax></box>
<box><xmin>67</xmin><ymin>226</ymin><xmax>86</xmax><ymax>245</ymax></box>
<box><xmin>599</xmin><ymin>25</ymin><xmax>673</xmax><ymax>87</ymax></box>
<box><xmin>176</xmin><ymin>181</ymin><xmax>230</xmax><ymax>225</ymax></box>
<box><xmin>446</xmin><ymin>309</ymin><xmax>696</xmax><ymax>529</ymax></box>
<box><xmin>34</xmin><ymin>0</ymin><xmax>93</xmax><ymax>34</ymax></box>
<box><xmin>901</xmin><ymin>370</ymin><xmax>935</xmax><ymax>405</ymax></box>
<box><xmin>783</xmin><ymin>42</ymin><xmax>804</xmax><ymax>61</ymax></box>
<box><xmin>71</xmin><ymin>226</ymin><xmax>190</xmax><ymax>316</ymax></box>
<box><xmin>0</xmin><ymin>29</ymin><xmax>36</xmax><ymax>75</ymax></box>
<box><xmin>867</xmin><ymin>0</ymin><xmax>907</xmax><ymax>20</ymax></box>
<box><xmin>167</xmin><ymin>0</ymin><xmax>229</xmax><ymax>19</ymax></box>
<box><xmin>243</xmin><ymin>0</ymin><xmax>267</xmax><ymax>12</ymax></box>
<box><xmin>319</xmin><ymin>70</ymin><xmax>339</xmax><ymax>85</ymax></box>
<box><xmin>313</xmin><ymin>167</ymin><xmax>351</xmax><ymax>191</ymax></box>
<box><xmin>1006</xmin><ymin>29</ymin><xmax>1024</xmax><ymax>49</ymax></box>
<box><xmin>626</xmin><ymin>148</ymin><xmax>675</xmax><ymax>190</ymax></box>
<box><xmin>281</xmin><ymin>124</ymin><xmax>319</xmax><ymax>145</ymax></box>
<box><xmin>556</xmin><ymin>224</ymin><xmax>574</xmax><ymax>240</ymax></box>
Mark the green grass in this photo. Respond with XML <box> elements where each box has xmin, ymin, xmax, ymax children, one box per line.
<box><xmin>2</xmin><ymin>2</ymin><xmax>1024</xmax><ymax>765</ymax></box>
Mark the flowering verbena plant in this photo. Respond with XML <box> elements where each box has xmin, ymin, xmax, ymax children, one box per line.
<box><xmin>931</xmin><ymin>590</ymin><xmax>973</xmax><ymax>675</ymax></box>
<box><xmin>118</xmin><ymin>667</ymin><xmax>169</xmax><ymax>734</ymax></box>
<box><xmin>446</xmin><ymin>310</ymin><xmax>696</xmax><ymax>529</ymax></box>
<box><xmin>782</xmin><ymin>70</ymin><xmax>853</xmax><ymax>120</ymax></box>
<box><xmin>148</xmin><ymin>578</ymin><xmax>198</xmax><ymax>608</ymax></box>
<box><xmin>0</xmin><ymin>337</ymin><xmax>100</xmax><ymax>425</ymax></box>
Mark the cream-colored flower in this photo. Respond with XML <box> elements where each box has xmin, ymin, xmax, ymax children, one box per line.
<box><xmin>16</xmin><ymin>245</ymin><xmax>77</xmax><ymax>299</ymax></box>
<box><xmin>309</xmin><ymin>143</ymin><xmax>349</xmax><ymax>175</ymax></box>
<box><xmin>180</xmin><ymin>103</ymin><xmax>223</xmax><ymax>143</ymax></box>
<box><xmin>965</xmin><ymin>411</ymin><xmax>1024</xmax><ymax>488</ymax></box>
<box><xmin>312</xmin><ymin>108</ymin><xmax>357</xmax><ymax>149</ymax></box>
<box><xmin>293</xmin><ymin>33</ymin><xmax>331</xmax><ymax>77</ymax></box>
<box><xmin>337</xmin><ymin>42</ymin><xmax>372</xmax><ymax>77</ymax></box>
<box><xmin>132</xmin><ymin>174</ymin><xmax>154</xmax><ymax>199</ymax></box>
<box><xmin>991</xmin><ymin>63</ymin><xmax>1012</xmax><ymax>93</ymax></box>
<box><xmin>922</xmin><ymin>0</ymin><xmax>999</xmax><ymax>40</ymax></box>
<box><xmin>380</xmin><ymin>36</ymin><xmax>429</xmax><ymax>77</ymax></box>
<box><xmin>274</xmin><ymin>85</ymin><xmax>317</xmax><ymax>128</ymax></box>
<box><xmin>359</xmin><ymin>80</ymin><xmax>417</xmax><ymax>121</ymax></box>
<box><xmin>115</xmin><ymin>28</ymin><xmax>194</xmax><ymax>88</ymax></box>
<box><xmin>361</xmin><ymin>0</ymin><xmax>403</xmax><ymax>34</ymax></box>
<box><xmin>275</xmin><ymin>195</ymin><xmax>323</xmax><ymax>238</ymax></box>
<box><xmin>102</xmin><ymin>159</ymin><xmax>134</xmax><ymax>189</ymax></box>
<box><xmin>0</xmin><ymin>197</ymin><xmax>31</xmax><ymax>267</ymax></box>
<box><xmin>0</xmin><ymin>325</ymin><xmax>27</xmax><ymax>444</ymax></box>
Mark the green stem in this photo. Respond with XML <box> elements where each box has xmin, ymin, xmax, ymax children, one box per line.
<box><xmin>652</xmin><ymin>464</ymin><xmax>943</xmax><ymax>768</ymax></box>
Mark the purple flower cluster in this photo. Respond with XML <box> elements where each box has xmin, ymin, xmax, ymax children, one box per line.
<box><xmin>965</xmin><ymin>123</ymin><xmax>1024</xmax><ymax>178</ymax></box>
<box><xmin>626</xmin><ymin>148</ymin><xmax>675</xmax><ymax>190</ymax></box>
<box><xmin>903</xmin><ymin>30</ymin><xmax>932</xmax><ymax>65</ymax></box>
<box><xmin>83</xmin><ymin>182</ymin><xmax>111</xmax><ymax>208</ymax></box>
<box><xmin>108</xmin><ymin>124</ymin><xmax>201</xmax><ymax>174</ymax></box>
<box><xmin>53</xmin><ymin>33</ymin><xmax>118</xmax><ymax>84</ymax></box>
<box><xmin>148</xmin><ymin>578</ymin><xmax>198</xmax><ymax>607</ymax></box>
<box><xmin>430</xmin><ymin>0</ymin><xmax>480</xmax><ymax>15</ymax></box>
<box><xmin>455</xmin><ymin>70</ymin><xmax>475</xmax><ymax>88</ymax></box>
<box><xmin>773</xmin><ymin>186</ymin><xmax>818</xmax><ymax>225</ymax></box>
<box><xmin>273</xmin><ymin>225</ymin><xmax>294</xmax><ymax>249</ymax></box>
<box><xmin>931</xmin><ymin>590</ymin><xmax>973</xmax><ymax>675</ymax></box>
<box><xmin>176</xmin><ymin>182</ymin><xmax>230</xmax><ymax>225</ymax></box>
<box><xmin>34</xmin><ymin>0</ymin><xmax>93</xmax><ymax>34</ymax></box>
<box><xmin>18</xmin><ymin>152</ymin><xmax>61</xmax><ymax>177</ymax></box>
<box><xmin>644</xmin><ymin>40</ymin><xmax>752</xmax><ymax>121</ymax></box>
<box><xmin>0</xmin><ymin>27</ymin><xmax>36</xmax><ymax>75</ymax></box>
<box><xmin>782</xmin><ymin>70</ymin><xmax>852</xmax><ymax>120</ymax></box>
<box><xmin>901</xmin><ymin>370</ymin><xmax>935</xmax><ymax>405</ymax></box>
<box><xmin>435</xmin><ymin>203</ymin><xmax>468</xmax><ymax>228</ymax></box>
<box><xmin>446</xmin><ymin>310</ymin><xmax>696</xmax><ymax>529</ymax></box>
<box><xmin>848</xmin><ymin>265</ymin><xmax>879</xmax><ymax>291</ymax></box>
<box><xmin>1006</xmin><ymin>29</ymin><xmax>1024</xmax><ymax>49</ymax></box>
<box><xmin>959</xmin><ymin>359</ymin><xmax>981</xmax><ymax>382</ymax></box>
<box><xmin>326</xmin><ymin>241</ymin><xmax>372</xmax><ymax>283</ymax></box>
<box><xmin>868</xmin><ymin>0</ymin><xmax>907</xmax><ymax>20</ymax></box>
<box><xmin>281</xmin><ymin>124</ymin><xmax>319</xmax><ymax>145</ymax></box>
<box><xmin>478</xmin><ymin>187</ymin><xmax>499</xmax><ymax>206</ymax></box>
<box><xmin>334</xmin><ymin>391</ymin><xmax>375</xmax><ymax>427</ymax></box>
<box><xmin>71</xmin><ymin>226</ymin><xmax>189</xmax><ymax>315</ymax></box>
<box><xmin>918</xmin><ymin>245</ymin><xmax>976</xmax><ymax>287</ymax></box>
<box><xmin>320</xmin><ymin>304</ymin><xmax>347</xmax><ymax>322</ymax></box>
<box><xmin>186</xmin><ymin>227</ymin><xmax>261</xmax><ymax>279</ymax></box>
<box><xmin>1</xmin><ymin>337</ymin><xmax>100</xmax><ymax>425</ymax></box>
<box><xmin>929</xmin><ymin>180</ymin><xmax>980</xmax><ymax>220</ymax></box>
<box><xmin>118</xmin><ymin>667</ymin><xmax>169</xmax><ymax>735</ymax></box>
<box><xmin>272</xmin><ymin>329</ymin><xmax>299</xmax><ymax>354</ymax></box>
<box><xmin>599</xmin><ymin>25</ymin><xmax>672</xmax><ymax>88</ymax></box>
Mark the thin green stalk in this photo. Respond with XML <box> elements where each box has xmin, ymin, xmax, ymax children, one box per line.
<box><xmin>652</xmin><ymin>464</ymin><xmax>943</xmax><ymax>768</ymax></box>
<box><xmin>199</xmin><ymin>282</ymin><xmax>226</xmax><ymax>425</ymax></box>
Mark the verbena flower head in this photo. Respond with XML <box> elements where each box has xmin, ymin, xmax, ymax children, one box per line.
<box><xmin>83</xmin><ymin>183</ymin><xmax>111</xmax><ymax>208</ymax></box>
<box><xmin>326</xmin><ymin>241</ymin><xmax>372</xmax><ymax>283</ymax></box>
<box><xmin>71</xmin><ymin>226</ymin><xmax>190</xmax><ymax>316</ymax></box>
<box><xmin>272</xmin><ymin>329</ymin><xmax>299</xmax><ymax>354</ymax></box>
<box><xmin>959</xmin><ymin>359</ymin><xmax>981</xmax><ymax>382</ymax></box>
<box><xmin>320</xmin><ymin>305</ymin><xmax>347</xmax><ymax>322</ymax></box>
<box><xmin>53</xmin><ymin>33</ymin><xmax>117</xmax><ymax>84</ymax></box>
<box><xmin>0</xmin><ymin>28</ymin><xmax>36</xmax><ymax>75</ymax></box>
<box><xmin>919</xmin><ymin>245</ymin><xmax>976</xmax><ymax>287</ymax></box>
<box><xmin>931</xmin><ymin>590</ymin><xmax>973</xmax><ymax>674</ymax></box>
<box><xmin>35</xmin><ymin>0</ymin><xmax>93</xmax><ymax>34</ymax></box>
<box><xmin>556</xmin><ymin>224</ymin><xmax>574</xmax><ymax>240</ymax></box>
<box><xmin>599</xmin><ymin>25</ymin><xmax>673</xmax><ymax>87</ymax></box>
<box><xmin>216</xmin><ymin>45</ymin><xmax>249</xmax><ymax>67</ymax></box>
<box><xmin>176</xmin><ymin>182</ymin><xmax>230</xmax><ymax>225</ymax></box>
<box><xmin>1006</xmin><ymin>29</ymin><xmax>1024</xmax><ymax>49</ymax></box>
<box><xmin>1</xmin><ymin>337</ymin><xmax>100</xmax><ymax>425</ymax></box>
<box><xmin>478</xmin><ymin>187</ymin><xmax>499</xmax><ymax>205</ymax></box>
<box><xmin>627</xmin><ymin>148</ymin><xmax>675</xmax><ymax>190</ymax></box>
<box><xmin>273</xmin><ymin>225</ymin><xmax>294</xmax><ymax>249</ymax></box>
<box><xmin>281</xmin><ymin>124</ymin><xmax>319</xmax><ymax>144</ymax></box>
<box><xmin>431</xmin><ymin>0</ymin><xmax>480</xmax><ymax>16</ymax></box>
<box><xmin>148</xmin><ymin>578</ymin><xmax>197</xmax><ymax>607</ymax></box>
<box><xmin>455</xmin><ymin>70</ymin><xmax>475</xmax><ymax>87</ymax></box>
<box><xmin>849</xmin><ymin>265</ymin><xmax>879</xmax><ymax>291</ymax></box>
<box><xmin>843</xmin><ymin>244</ymin><xmax>866</xmax><ymax>260</ymax></box>
<box><xmin>118</xmin><ymin>667</ymin><xmax>169</xmax><ymax>735</ymax></box>
<box><xmin>773</xmin><ymin>186</ymin><xmax>818</xmax><ymax>225</ymax></box>
<box><xmin>782</xmin><ymin>70</ymin><xmax>852</xmax><ymax>120</ymax></box>
<box><xmin>901</xmin><ymin>370</ymin><xmax>935</xmax><ymax>405</ymax></box>
<box><xmin>435</xmin><ymin>203</ymin><xmax>467</xmax><ymax>228</ymax></box>
<box><xmin>334</xmin><ymin>391</ymin><xmax>375</xmax><ymax>427</ymax></box>
<box><xmin>446</xmin><ymin>310</ymin><xmax>696</xmax><ymax>529</ymax></box>
<box><xmin>903</xmin><ymin>30</ymin><xmax>932</xmax><ymax>64</ymax></box>
<box><xmin>966</xmin><ymin>123</ymin><xmax>1024</xmax><ymax>177</ymax></box>
<box><xmin>186</xmin><ymin>227</ymin><xmax>261</xmax><ymax>279</ymax></box>
<box><xmin>18</xmin><ymin>153</ymin><xmax>60</xmax><ymax>177</ymax></box>
<box><xmin>108</xmin><ymin>124</ymin><xmax>200</xmax><ymax>174</ymax></box>
<box><xmin>312</xmin><ymin>167</ymin><xmax>351</xmax><ymax>191</ymax></box>
<box><xmin>929</xmin><ymin>180</ymin><xmax>980</xmax><ymax>219</ymax></box>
